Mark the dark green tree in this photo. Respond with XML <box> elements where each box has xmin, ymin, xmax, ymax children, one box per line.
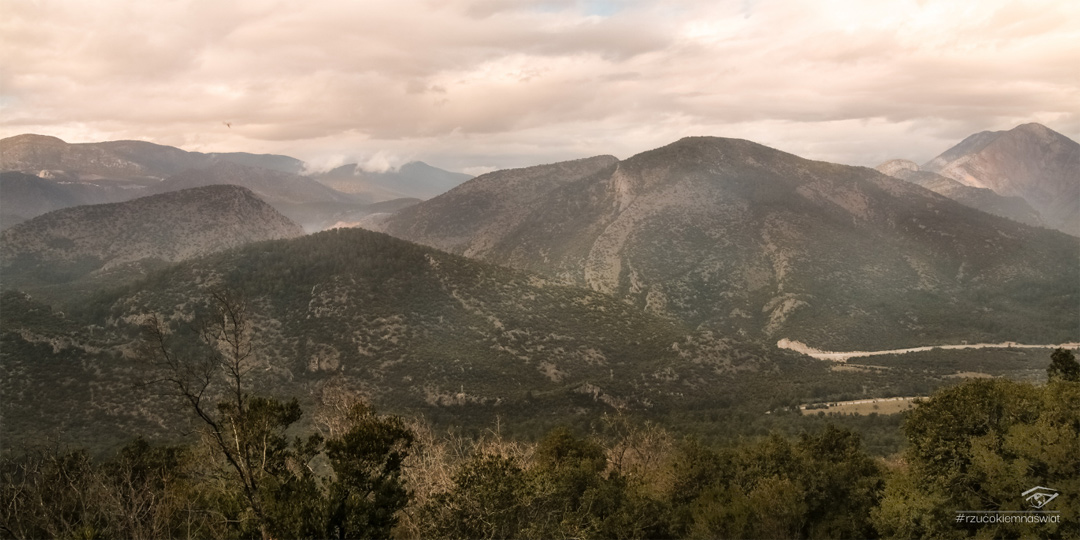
<box><xmin>420</xmin><ymin>453</ymin><xmax>529</xmax><ymax>539</ymax></box>
<box><xmin>323</xmin><ymin>403</ymin><xmax>415</xmax><ymax>540</ymax></box>
<box><xmin>684</xmin><ymin>427</ymin><xmax>882</xmax><ymax>540</ymax></box>
<box><xmin>1048</xmin><ymin>347</ymin><xmax>1080</xmax><ymax>382</ymax></box>
<box><xmin>872</xmin><ymin>376</ymin><xmax>1079</xmax><ymax>539</ymax></box>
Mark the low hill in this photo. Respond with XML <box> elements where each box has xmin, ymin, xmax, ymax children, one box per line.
<box><xmin>1</xmin><ymin>185</ymin><xmax>303</xmax><ymax>291</ymax></box>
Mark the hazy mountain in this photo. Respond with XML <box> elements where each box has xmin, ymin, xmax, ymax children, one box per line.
<box><xmin>2</xmin><ymin>228</ymin><xmax>827</xmax><ymax>448</ymax></box>
<box><xmin>150</xmin><ymin>161</ymin><xmax>352</xmax><ymax>205</ymax></box>
<box><xmin>146</xmin><ymin>161</ymin><xmax>369</xmax><ymax>230</ymax></box>
<box><xmin>0</xmin><ymin>133</ymin><xmax>424</xmax><ymax>233</ymax></box>
<box><xmin>314</xmin><ymin>161</ymin><xmax>473</xmax><ymax>201</ymax></box>
<box><xmin>377</xmin><ymin>137</ymin><xmax>1079</xmax><ymax>350</ymax></box>
<box><xmin>1</xmin><ymin>134</ymin><xmax>322</xmax><ymax>226</ymax></box>
<box><xmin>0</xmin><ymin>133</ymin><xmax>305</xmax><ymax>180</ymax></box>
<box><xmin>0</xmin><ymin>171</ymin><xmax>166</xmax><ymax>229</ymax></box>
<box><xmin>0</xmin><ymin>171</ymin><xmax>82</xmax><ymax>229</ymax></box>
<box><xmin>1</xmin><ymin>185</ymin><xmax>303</xmax><ymax>292</ymax></box>
<box><xmin>875</xmin><ymin>160</ymin><xmax>1043</xmax><ymax>227</ymax></box>
<box><xmin>922</xmin><ymin>123</ymin><xmax>1079</xmax><ymax>236</ymax></box>
<box><xmin>311</xmin><ymin>197</ymin><xmax>423</xmax><ymax>231</ymax></box>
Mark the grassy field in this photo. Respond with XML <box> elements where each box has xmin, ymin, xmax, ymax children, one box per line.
<box><xmin>801</xmin><ymin>396</ymin><xmax>922</xmax><ymax>416</ymax></box>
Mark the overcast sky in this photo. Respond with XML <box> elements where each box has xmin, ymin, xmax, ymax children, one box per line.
<box><xmin>2</xmin><ymin>0</ymin><xmax>1077</xmax><ymax>175</ymax></box>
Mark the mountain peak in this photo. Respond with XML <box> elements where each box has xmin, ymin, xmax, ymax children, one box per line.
<box><xmin>1006</xmin><ymin>122</ymin><xmax>1073</xmax><ymax>146</ymax></box>
<box><xmin>922</xmin><ymin>123</ymin><xmax>1079</xmax><ymax>236</ymax></box>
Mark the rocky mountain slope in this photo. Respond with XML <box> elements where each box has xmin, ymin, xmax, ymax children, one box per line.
<box><xmin>1</xmin><ymin>185</ymin><xmax>303</xmax><ymax>290</ymax></box>
<box><xmin>922</xmin><ymin>123</ymin><xmax>1079</xmax><ymax>236</ymax></box>
<box><xmin>314</xmin><ymin>161</ymin><xmax>473</xmax><ymax>201</ymax></box>
<box><xmin>2</xmin><ymin>228</ymin><xmax>840</xmax><ymax>449</ymax></box>
<box><xmin>376</xmin><ymin>137</ymin><xmax>1079</xmax><ymax>350</ymax></box>
<box><xmin>875</xmin><ymin>160</ymin><xmax>1043</xmax><ymax>227</ymax></box>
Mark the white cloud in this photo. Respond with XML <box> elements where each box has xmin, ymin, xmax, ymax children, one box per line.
<box><xmin>2</xmin><ymin>0</ymin><xmax>1077</xmax><ymax>171</ymax></box>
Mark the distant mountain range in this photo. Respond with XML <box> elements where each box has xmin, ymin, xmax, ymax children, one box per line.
<box><xmin>313</xmin><ymin>161</ymin><xmax>473</xmax><ymax>201</ymax></box>
<box><xmin>0</xmin><ymin>134</ymin><xmax>306</xmax><ymax>179</ymax></box>
<box><xmin>0</xmin><ymin>134</ymin><xmax>469</xmax><ymax>231</ymax></box>
<box><xmin>375</xmin><ymin>133</ymin><xmax>1078</xmax><ymax>350</ymax></box>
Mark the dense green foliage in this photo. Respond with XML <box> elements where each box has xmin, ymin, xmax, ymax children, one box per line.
<box><xmin>873</xmin><ymin>377</ymin><xmax>1080</xmax><ymax>539</ymax></box>
<box><xmin>5</xmin><ymin>370</ymin><xmax>1076</xmax><ymax>539</ymax></box>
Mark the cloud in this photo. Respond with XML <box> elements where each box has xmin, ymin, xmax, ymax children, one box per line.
<box><xmin>2</xmin><ymin>0</ymin><xmax>1077</xmax><ymax>171</ymax></box>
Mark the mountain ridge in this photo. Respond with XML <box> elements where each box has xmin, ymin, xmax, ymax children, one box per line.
<box><xmin>376</xmin><ymin>135</ymin><xmax>1079</xmax><ymax>350</ymax></box>
<box><xmin>1</xmin><ymin>134</ymin><xmax>306</xmax><ymax>178</ymax></box>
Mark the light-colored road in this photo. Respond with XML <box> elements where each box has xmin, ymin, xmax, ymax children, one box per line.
<box><xmin>777</xmin><ymin>338</ymin><xmax>1080</xmax><ymax>362</ymax></box>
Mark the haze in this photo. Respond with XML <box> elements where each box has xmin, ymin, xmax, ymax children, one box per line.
<box><xmin>2</xmin><ymin>0</ymin><xmax>1077</xmax><ymax>174</ymax></box>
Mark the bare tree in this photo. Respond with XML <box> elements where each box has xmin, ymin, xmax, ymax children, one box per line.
<box><xmin>142</xmin><ymin>288</ymin><xmax>287</xmax><ymax>540</ymax></box>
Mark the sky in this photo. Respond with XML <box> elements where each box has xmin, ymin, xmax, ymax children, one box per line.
<box><xmin>2</xmin><ymin>0</ymin><xmax>1078</xmax><ymax>175</ymax></box>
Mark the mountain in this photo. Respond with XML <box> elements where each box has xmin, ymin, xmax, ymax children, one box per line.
<box><xmin>2</xmin><ymin>227</ymin><xmax>838</xmax><ymax>449</ymax></box>
<box><xmin>1</xmin><ymin>185</ymin><xmax>303</xmax><ymax>294</ymax></box>
<box><xmin>375</xmin><ymin>137</ymin><xmax>1079</xmax><ymax>350</ymax></box>
<box><xmin>0</xmin><ymin>171</ymin><xmax>82</xmax><ymax>229</ymax></box>
<box><xmin>922</xmin><ymin>123</ymin><xmax>1079</xmax><ymax>236</ymax></box>
<box><xmin>314</xmin><ymin>161</ymin><xmax>472</xmax><ymax>201</ymax></box>
<box><xmin>0</xmin><ymin>134</ymin><xmax>305</xmax><ymax>180</ymax></box>
<box><xmin>875</xmin><ymin>160</ymin><xmax>1043</xmax><ymax>227</ymax></box>
<box><xmin>146</xmin><ymin>161</ymin><xmax>367</xmax><ymax>231</ymax></box>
